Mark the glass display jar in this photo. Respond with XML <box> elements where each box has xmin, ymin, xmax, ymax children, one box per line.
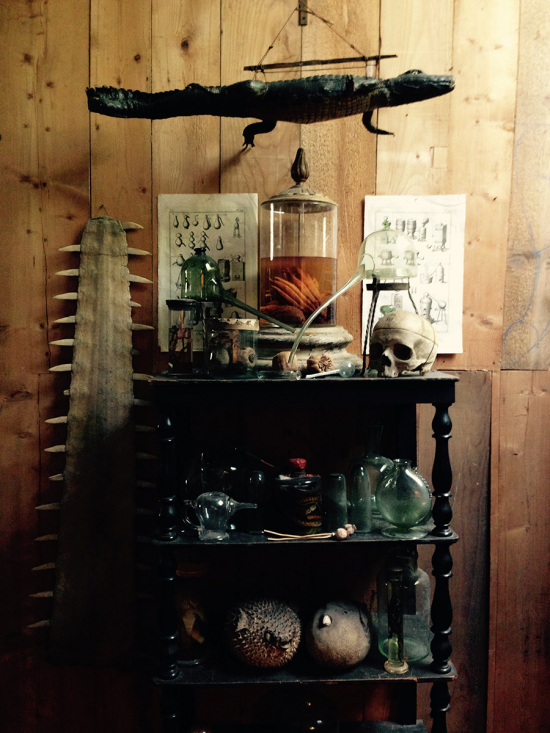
<box><xmin>377</xmin><ymin>549</ymin><xmax>432</xmax><ymax>663</ymax></box>
<box><xmin>204</xmin><ymin>317</ymin><xmax>258</xmax><ymax>377</ymax></box>
<box><xmin>375</xmin><ymin>459</ymin><xmax>432</xmax><ymax>540</ymax></box>
<box><xmin>259</xmin><ymin>148</ymin><xmax>338</xmax><ymax>328</ymax></box>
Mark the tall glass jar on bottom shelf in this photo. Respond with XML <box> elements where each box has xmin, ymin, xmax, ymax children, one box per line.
<box><xmin>377</xmin><ymin>548</ymin><xmax>432</xmax><ymax>664</ymax></box>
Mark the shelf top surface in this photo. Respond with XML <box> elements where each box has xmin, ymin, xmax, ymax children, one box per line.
<box><xmin>154</xmin><ymin>654</ymin><xmax>457</xmax><ymax>686</ymax></box>
<box><xmin>152</xmin><ymin>370</ymin><xmax>457</xmax><ymax>406</ymax></box>
<box><xmin>153</xmin><ymin>521</ymin><xmax>459</xmax><ymax>547</ymax></box>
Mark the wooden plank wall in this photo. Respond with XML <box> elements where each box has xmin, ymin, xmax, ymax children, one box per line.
<box><xmin>1</xmin><ymin>1</ymin><xmax>548</xmax><ymax>732</ymax></box>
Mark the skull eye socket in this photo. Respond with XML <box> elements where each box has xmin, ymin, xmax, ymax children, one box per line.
<box><xmin>370</xmin><ymin>343</ymin><xmax>383</xmax><ymax>360</ymax></box>
<box><xmin>394</xmin><ymin>343</ymin><xmax>413</xmax><ymax>361</ymax></box>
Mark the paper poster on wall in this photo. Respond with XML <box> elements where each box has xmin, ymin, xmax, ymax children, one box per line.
<box><xmin>362</xmin><ymin>195</ymin><xmax>466</xmax><ymax>354</ymax></box>
<box><xmin>157</xmin><ymin>193</ymin><xmax>258</xmax><ymax>351</ymax></box>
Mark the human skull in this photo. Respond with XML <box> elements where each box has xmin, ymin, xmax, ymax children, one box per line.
<box><xmin>369</xmin><ymin>310</ymin><xmax>437</xmax><ymax>377</ymax></box>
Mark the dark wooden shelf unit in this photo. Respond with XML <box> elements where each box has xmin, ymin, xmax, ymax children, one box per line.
<box><xmin>153</xmin><ymin>372</ymin><xmax>458</xmax><ymax>733</ymax></box>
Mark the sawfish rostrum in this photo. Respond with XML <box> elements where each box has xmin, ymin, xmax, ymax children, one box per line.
<box><xmin>87</xmin><ymin>70</ymin><xmax>454</xmax><ymax>146</ymax></box>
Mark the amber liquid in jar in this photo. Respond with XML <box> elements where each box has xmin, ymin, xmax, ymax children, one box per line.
<box><xmin>260</xmin><ymin>255</ymin><xmax>336</xmax><ymax>327</ymax></box>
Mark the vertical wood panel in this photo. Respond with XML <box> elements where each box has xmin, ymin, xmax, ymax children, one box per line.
<box><xmin>492</xmin><ymin>371</ymin><xmax>550</xmax><ymax>732</ymax></box>
<box><xmin>377</xmin><ymin>0</ymin><xmax>453</xmax><ymax>195</ymax></box>
<box><xmin>436</xmin><ymin>0</ymin><xmax>519</xmax><ymax>371</ymax></box>
<box><xmin>501</xmin><ymin>0</ymin><xmax>550</xmax><ymax>369</ymax></box>
<box><xmin>152</xmin><ymin>0</ymin><xmax>221</xmax><ymax>371</ymax></box>
<box><xmin>220</xmin><ymin>0</ymin><xmax>301</xmax><ymax>201</ymax></box>
<box><xmin>90</xmin><ymin>0</ymin><xmax>154</xmax><ymax>377</ymax></box>
<box><xmin>301</xmin><ymin>0</ymin><xmax>379</xmax><ymax>349</ymax></box>
<box><xmin>418</xmin><ymin>371</ymin><xmax>491</xmax><ymax>733</ymax></box>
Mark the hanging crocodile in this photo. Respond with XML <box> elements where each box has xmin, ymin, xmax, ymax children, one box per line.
<box><xmin>86</xmin><ymin>70</ymin><xmax>455</xmax><ymax>147</ymax></box>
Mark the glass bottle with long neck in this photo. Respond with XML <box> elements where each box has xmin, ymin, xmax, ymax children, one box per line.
<box><xmin>349</xmin><ymin>423</ymin><xmax>394</xmax><ymax>527</ymax></box>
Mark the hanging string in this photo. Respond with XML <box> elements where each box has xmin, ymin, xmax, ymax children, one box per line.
<box><xmin>254</xmin><ymin>4</ymin><xmax>371</xmax><ymax>78</ymax></box>
<box><xmin>254</xmin><ymin>6</ymin><xmax>298</xmax><ymax>78</ymax></box>
<box><xmin>304</xmin><ymin>6</ymin><xmax>370</xmax><ymax>61</ymax></box>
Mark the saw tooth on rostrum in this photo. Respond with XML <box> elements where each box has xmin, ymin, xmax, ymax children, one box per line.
<box><xmin>30</xmin><ymin>591</ymin><xmax>54</xmax><ymax>599</ymax></box>
<box><xmin>27</xmin><ymin>620</ymin><xmax>51</xmax><ymax>629</ymax></box>
<box><xmin>128</xmin><ymin>247</ymin><xmax>151</xmax><ymax>256</ymax></box>
<box><xmin>128</xmin><ymin>274</ymin><xmax>153</xmax><ymax>284</ymax></box>
<box><xmin>35</xmin><ymin>503</ymin><xmax>61</xmax><ymax>511</ymax></box>
<box><xmin>44</xmin><ymin>444</ymin><xmax>66</xmax><ymax>453</ymax></box>
<box><xmin>49</xmin><ymin>364</ymin><xmax>72</xmax><ymax>372</ymax></box>
<box><xmin>53</xmin><ymin>315</ymin><xmax>76</xmax><ymax>324</ymax></box>
<box><xmin>59</xmin><ymin>244</ymin><xmax>81</xmax><ymax>252</ymax></box>
<box><xmin>131</xmin><ymin>323</ymin><xmax>154</xmax><ymax>331</ymax></box>
<box><xmin>32</xmin><ymin>563</ymin><xmax>56</xmax><ymax>571</ymax></box>
<box><xmin>49</xmin><ymin>339</ymin><xmax>74</xmax><ymax>347</ymax></box>
<box><xmin>55</xmin><ymin>269</ymin><xmax>79</xmax><ymax>277</ymax></box>
<box><xmin>121</xmin><ymin>221</ymin><xmax>143</xmax><ymax>230</ymax></box>
<box><xmin>45</xmin><ymin>416</ymin><xmax>68</xmax><ymax>424</ymax></box>
<box><xmin>54</xmin><ymin>292</ymin><xmax>78</xmax><ymax>300</ymax></box>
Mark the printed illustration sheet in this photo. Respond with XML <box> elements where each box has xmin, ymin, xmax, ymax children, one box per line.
<box><xmin>158</xmin><ymin>193</ymin><xmax>258</xmax><ymax>351</ymax></box>
<box><xmin>362</xmin><ymin>195</ymin><xmax>466</xmax><ymax>354</ymax></box>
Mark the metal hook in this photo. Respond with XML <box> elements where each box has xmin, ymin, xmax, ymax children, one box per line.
<box><xmin>214</xmin><ymin>214</ymin><xmax>224</xmax><ymax>230</ymax></box>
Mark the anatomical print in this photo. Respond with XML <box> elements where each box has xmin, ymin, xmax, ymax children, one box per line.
<box><xmin>362</xmin><ymin>195</ymin><xmax>466</xmax><ymax>354</ymax></box>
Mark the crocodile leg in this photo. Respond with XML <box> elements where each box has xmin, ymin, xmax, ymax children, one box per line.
<box><xmin>242</xmin><ymin>119</ymin><xmax>277</xmax><ymax>148</ymax></box>
<box><xmin>362</xmin><ymin>110</ymin><xmax>394</xmax><ymax>136</ymax></box>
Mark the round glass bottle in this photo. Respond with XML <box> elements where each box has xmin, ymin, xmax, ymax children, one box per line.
<box><xmin>375</xmin><ymin>459</ymin><xmax>432</xmax><ymax>540</ymax></box>
<box><xmin>377</xmin><ymin>549</ymin><xmax>432</xmax><ymax>663</ymax></box>
<box><xmin>259</xmin><ymin>148</ymin><xmax>337</xmax><ymax>328</ymax></box>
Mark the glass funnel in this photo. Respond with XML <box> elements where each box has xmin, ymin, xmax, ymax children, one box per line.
<box><xmin>375</xmin><ymin>459</ymin><xmax>432</xmax><ymax>540</ymax></box>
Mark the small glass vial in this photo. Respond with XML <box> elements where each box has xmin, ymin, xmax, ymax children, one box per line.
<box><xmin>377</xmin><ymin>549</ymin><xmax>432</xmax><ymax>664</ymax></box>
<box><xmin>347</xmin><ymin>464</ymin><xmax>372</xmax><ymax>533</ymax></box>
<box><xmin>205</xmin><ymin>317</ymin><xmax>258</xmax><ymax>377</ymax></box>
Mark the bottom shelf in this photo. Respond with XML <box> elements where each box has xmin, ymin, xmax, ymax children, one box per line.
<box><xmin>199</xmin><ymin>723</ymin><xmax>427</xmax><ymax>733</ymax></box>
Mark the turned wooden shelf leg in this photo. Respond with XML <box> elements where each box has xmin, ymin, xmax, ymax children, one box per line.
<box><xmin>431</xmin><ymin>679</ymin><xmax>451</xmax><ymax>733</ymax></box>
<box><xmin>430</xmin><ymin>403</ymin><xmax>453</xmax><ymax>538</ymax></box>
<box><xmin>157</xmin><ymin>412</ymin><xmax>178</xmax><ymax>542</ymax></box>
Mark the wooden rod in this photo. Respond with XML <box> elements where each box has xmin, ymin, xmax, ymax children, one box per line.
<box><xmin>244</xmin><ymin>54</ymin><xmax>397</xmax><ymax>72</ymax></box>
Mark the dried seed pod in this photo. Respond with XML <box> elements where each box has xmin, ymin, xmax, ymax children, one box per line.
<box><xmin>306</xmin><ymin>353</ymin><xmax>334</xmax><ymax>373</ymax></box>
<box><xmin>335</xmin><ymin>528</ymin><xmax>349</xmax><ymax>541</ymax></box>
<box><xmin>272</xmin><ymin>351</ymin><xmax>300</xmax><ymax>372</ymax></box>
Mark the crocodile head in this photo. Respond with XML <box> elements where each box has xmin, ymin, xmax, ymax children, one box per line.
<box><xmin>385</xmin><ymin>69</ymin><xmax>455</xmax><ymax>105</ymax></box>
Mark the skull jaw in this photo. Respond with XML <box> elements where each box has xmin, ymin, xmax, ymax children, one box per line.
<box><xmin>376</xmin><ymin>352</ymin><xmax>428</xmax><ymax>378</ymax></box>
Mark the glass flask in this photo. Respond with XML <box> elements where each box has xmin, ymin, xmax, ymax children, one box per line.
<box><xmin>377</xmin><ymin>549</ymin><xmax>432</xmax><ymax>664</ymax></box>
<box><xmin>349</xmin><ymin>424</ymin><xmax>394</xmax><ymax>520</ymax></box>
<box><xmin>322</xmin><ymin>473</ymin><xmax>348</xmax><ymax>531</ymax></box>
<box><xmin>362</xmin><ymin>218</ymin><xmax>417</xmax><ymax>279</ymax></box>
<box><xmin>175</xmin><ymin>558</ymin><xmax>210</xmax><ymax>665</ymax></box>
<box><xmin>375</xmin><ymin>459</ymin><xmax>432</xmax><ymax>540</ymax></box>
<box><xmin>204</xmin><ymin>317</ymin><xmax>258</xmax><ymax>378</ymax></box>
<box><xmin>259</xmin><ymin>148</ymin><xmax>338</xmax><ymax>328</ymax></box>
<box><xmin>180</xmin><ymin>247</ymin><xmax>222</xmax><ymax>301</ymax></box>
